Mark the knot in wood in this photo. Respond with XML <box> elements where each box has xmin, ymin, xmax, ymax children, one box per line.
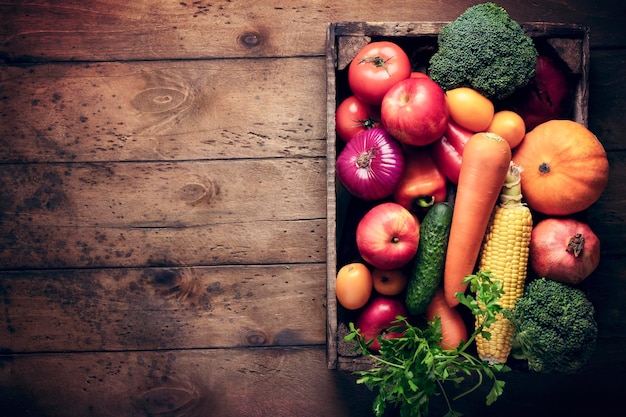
<box><xmin>238</xmin><ymin>31</ymin><xmax>263</xmax><ymax>48</ymax></box>
<box><xmin>136</xmin><ymin>384</ymin><xmax>201</xmax><ymax>416</ymax></box>
<box><xmin>177</xmin><ymin>181</ymin><xmax>214</xmax><ymax>206</ymax></box>
<box><xmin>243</xmin><ymin>329</ymin><xmax>268</xmax><ymax>346</ymax></box>
<box><xmin>131</xmin><ymin>87</ymin><xmax>186</xmax><ymax>113</ymax></box>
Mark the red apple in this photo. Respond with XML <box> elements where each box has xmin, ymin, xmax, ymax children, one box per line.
<box><xmin>355</xmin><ymin>296</ymin><xmax>408</xmax><ymax>352</ymax></box>
<box><xmin>529</xmin><ymin>218</ymin><xmax>601</xmax><ymax>285</ymax></box>
<box><xmin>381</xmin><ymin>77</ymin><xmax>449</xmax><ymax>147</ymax></box>
<box><xmin>356</xmin><ymin>202</ymin><xmax>420</xmax><ymax>270</ymax></box>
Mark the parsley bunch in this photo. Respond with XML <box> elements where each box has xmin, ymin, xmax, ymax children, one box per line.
<box><xmin>344</xmin><ymin>271</ymin><xmax>509</xmax><ymax>417</ymax></box>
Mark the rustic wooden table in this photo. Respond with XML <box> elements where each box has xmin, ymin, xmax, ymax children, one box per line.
<box><xmin>1</xmin><ymin>1</ymin><xmax>624</xmax><ymax>416</ymax></box>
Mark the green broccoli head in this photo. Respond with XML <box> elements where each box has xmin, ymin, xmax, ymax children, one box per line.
<box><xmin>509</xmin><ymin>277</ymin><xmax>598</xmax><ymax>374</ymax></box>
<box><xmin>428</xmin><ymin>2</ymin><xmax>538</xmax><ymax>100</ymax></box>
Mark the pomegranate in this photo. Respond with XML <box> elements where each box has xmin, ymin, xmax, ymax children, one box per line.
<box><xmin>529</xmin><ymin>218</ymin><xmax>601</xmax><ymax>285</ymax></box>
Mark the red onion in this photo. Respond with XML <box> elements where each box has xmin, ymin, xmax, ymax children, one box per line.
<box><xmin>336</xmin><ymin>127</ymin><xmax>405</xmax><ymax>201</ymax></box>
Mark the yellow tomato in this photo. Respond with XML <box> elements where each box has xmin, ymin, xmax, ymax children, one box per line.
<box><xmin>335</xmin><ymin>262</ymin><xmax>373</xmax><ymax>310</ymax></box>
<box><xmin>445</xmin><ymin>87</ymin><xmax>494</xmax><ymax>132</ymax></box>
<box><xmin>372</xmin><ymin>268</ymin><xmax>408</xmax><ymax>296</ymax></box>
<box><xmin>486</xmin><ymin>110</ymin><xmax>526</xmax><ymax>149</ymax></box>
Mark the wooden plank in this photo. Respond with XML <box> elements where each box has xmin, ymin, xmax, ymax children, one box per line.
<box><xmin>579</xmin><ymin>151</ymin><xmax>626</xmax><ymax>256</ymax></box>
<box><xmin>0</xmin><ymin>348</ymin><xmax>377</xmax><ymax>417</ymax></box>
<box><xmin>588</xmin><ymin>254</ymin><xmax>626</xmax><ymax>339</ymax></box>
<box><xmin>585</xmin><ymin>151</ymin><xmax>626</xmax><ymax>257</ymax></box>
<box><xmin>0</xmin><ymin>159</ymin><xmax>327</xmax><ymax>269</ymax></box>
<box><xmin>0</xmin><ymin>264</ymin><xmax>327</xmax><ymax>352</ymax></box>
<box><xmin>0</xmin><ymin>159</ymin><xmax>326</xmax><ymax>226</ymax></box>
<box><xmin>589</xmin><ymin>48</ymin><xmax>626</xmax><ymax>151</ymax></box>
<box><xmin>0</xmin><ymin>341</ymin><xmax>623</xmax><ymax>417</ymax></box>
<box><xmin>0</xmin><ymin>218</ymin><xmax>326</xmax><ymax>269</ymax></box>
<box><xmin>0</xmin><ymin>158</ymin><xmax>326</xmax><ymax>269</ymax></box>
<box><xmin>0</xmin><ymin>59</ymin><xmax>327</xmax><ymax>163</ymax></box>
<box><xmin>1</xmin><ymin>0</ymin><xmax>624</xmax><ymax>62</ymax></box>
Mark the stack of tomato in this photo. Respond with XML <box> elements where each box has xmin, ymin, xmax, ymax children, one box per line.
<box><xmin>334</xmin><ymin>40</ymin><xmax>609</xmax><ymax>352</ymax></box>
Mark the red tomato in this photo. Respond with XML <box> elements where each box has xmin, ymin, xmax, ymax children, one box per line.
<box><xmin>348</xmin><ymin>41</ymin><xmax>412</xmax><ymax>105</ymax></box>
<box><xmin>335</xmin><ymin>263</ymin><xmax>373</xmax><ymax>310</ymax></box>
<box><xmin>335</xmin><ymin>95</ymin><xmax>381</xmax><ymax>142</ymax></box>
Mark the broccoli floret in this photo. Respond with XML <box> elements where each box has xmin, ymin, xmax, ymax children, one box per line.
<box><xmin>428</xmin><ymin>2</ymin><xmax>538</xmax><ymax>100</ymax></box>
<box><xmin>508</xmin><ymin>277</ymin><xmax>598</xmax><ymax>374</ymax></box>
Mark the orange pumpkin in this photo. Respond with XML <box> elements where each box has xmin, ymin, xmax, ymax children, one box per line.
<box><xmin>512</xmin><ymin>120</ymin><xmax>609</xmax><ymax>215</ymax></box>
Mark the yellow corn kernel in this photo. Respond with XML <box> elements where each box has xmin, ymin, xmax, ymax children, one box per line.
<box><xmin>475</xmin><ymin>162</ymin><xmax>532</xmax><ymax>365</ymax></box>
<box><xmin>475</xmin><ymin>313</ymin><xmax>513</xmax><ymax>365</ymax></box>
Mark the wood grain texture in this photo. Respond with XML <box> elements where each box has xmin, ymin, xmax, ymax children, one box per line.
<box><xmin>0</xmin><ymin>0</ymin><xmax>624</xmax><ymax>62</ymax></box>
<box><xmin>0</xmin><ymin>159</ymin><xmax>326</xmax><ymax>268</ymax></box>
<box><xmin>0</xmin><ymin>59</ymin><xmax>326</xmax><ymax>163</ymax></box>
<box><xmin>0</xmin><ymin>342</ymin><xmax>623</xmax><ymax>417</ymax></box>
<box><xmin>0</xmin><ymin>264</ymin><xmax>327</xmax><ymax>352</ymax></box>
<box><xmin>0</xmin><ymin>348</ymin><xmax>377</xmax><ymax>417</ymax></box>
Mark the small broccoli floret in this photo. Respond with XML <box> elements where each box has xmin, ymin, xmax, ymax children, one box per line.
<box><xmin>428</xmin><ymin>2</ymin><xmax>538</xmax><ymax>100</ymax></box>
<box><xmin>509</xmin><ymin>277</ymin><xmax>598</xmax><ymax>374</ymax></box>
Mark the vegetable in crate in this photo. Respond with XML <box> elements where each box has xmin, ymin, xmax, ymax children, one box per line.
<box><xmin>445</xmin><ymin>86</ymin><xmax>495</xmax><ymax>132</ymax></box>
<box><xmin>356</xmin><ymin>202</ymin><xmax>420</xmax><ymax>270</ymax></box>
<box><xmin>348</xmin><ymin>41</ymin><xmax>412</xmax><ymax>105</ymax></box>
<box><xmin>405</xmin><ymin>202</ymin><xmax>453</xmax><ymax>316</ymax></box>
<box><xmin>512</xmin><ymin>119</ymin><xmax>609</xmax><ymax>215</ymax></box>
<box><xmin>381</xmin><ymin>76</ymin><xmax>449</xmax><ymax>147</ymax></box>
<box><xmin>355</xmin><ymin>296</ymin><xmax>408</xmax><ymax>353</ymax></box>
<box><xmin>429</xmin><ymin>119</ymin><xmax>473</xmax><ymax>184</ymax></box>
<box><xmin>505</xmin><ymin>55</ymin><xmax>574</xmax><ymax>132</ymax></box>
<box><xmin>372</xmin><ymin>268</ymin><xmax>408</xmax><ymax>296</ymax></box>
<box><xmin>474</xmin><ymin>162</ymin><xmax>533</xmax><ymax>365</ymax></box>
<box><xmin>424</xmin><ymin>287</ymin><xmax>467</xmax><ymax>350</ymax></box>
<box><xmin>509</xmin><ymin>277</ymin><xmax>598</xmax><ymax>374</ymax></box>
<box><xmin>335</xmin><ymin>262</ymin><xmax>373</xmax><ymax>310</ymax></box>
<box><xmin>335</xmin><ymin>95</ymin><xmax>381</xmax><ymax>142</ymax></box>
<box><xmin>392</xmin><ymin>146</ymin><xmax>447</xmax><ymax>216</ymax></box>
<box><xmin>336</xmin><ymin>127</ymin><xmax>405</xmax><ymax>201</ymax></box>
<box><xmin>428</xmin><ymin>2</ymin><xmax>538</xmax><ymax>100</ymax></box>
<box><xmin>345</xmin><ymin>271</ymin><xmax>509</xmax><ymax>417</ymax></box>
<box><xmin>486</xmin><ymin>110</ymin><xmax>526</xmax><ymax>149</ymax></box>
<box><xmin>444</xmin><ymin>132</ymin><xmax>512</xmax><ymax>307</ymax></box>
<box><xmin>529</xmin><ymin>217</ymin><xmax>601</xmax><ymax>285</ymax></box>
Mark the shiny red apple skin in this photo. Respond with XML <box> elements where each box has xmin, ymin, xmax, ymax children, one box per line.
<box><xmin>355</xmin><ymin>296</ymin><xmax>408</xmax><ymax>352</ymax></box>
<box><xmin>356</xmin><ymin>202</ymin><xmax>420</xmax><ymax>270</ymax></box>
<box><xmin>381</xmin><ymin>77</ymin><xmax>449</xmax><ymax>147</ymax></box>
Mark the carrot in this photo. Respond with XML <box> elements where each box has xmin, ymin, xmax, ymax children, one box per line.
<box><xmin>443</xmin><ymin>132</ymin><xmax>511</xmax><ymax>307</ymax></box>
<box><xmin>425</xmin><ymin>288</ymin><xmax>468</xmax><ymax>349</ymax></box>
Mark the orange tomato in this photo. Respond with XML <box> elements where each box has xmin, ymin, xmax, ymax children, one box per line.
<box><xmin>372</xmin><ymin>268</ymin><xmax>408</xmax><ymax>296</ymax></box>
<box><xmin>335</xmin><ymin>263</ymin><xmax>373</xmax><ymax>310</ymax></box>
<box><xmin>486</xmin><ymin>110</ymin><xmax>526</xmax><ymax>148</ymax></box>
<box><xmin>445</xmin><ymin>87</ymin><xmax>494</xmax><ymax>132</ymax></box>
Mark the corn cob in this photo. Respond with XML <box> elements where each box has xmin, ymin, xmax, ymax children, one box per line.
<box><xmin>475</xmin><ymin>161</ymin><xmax>533</xmax><ymax>365</ymax></box>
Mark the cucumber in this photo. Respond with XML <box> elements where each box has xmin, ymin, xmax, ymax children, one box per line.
<box><xmin>405</xmin><ymin>202</ymin><xmax>454</xmax><ymax>316</ymax></box>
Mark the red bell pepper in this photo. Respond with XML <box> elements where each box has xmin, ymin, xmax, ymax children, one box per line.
<box><xmin>393</xmin><ymin>146</ymin><xmax>447</xmax><ymax>216</ymax></box>
<box><xmin>430</xmin><ymin>120</ymin><xmax>474</xmax><ymax>184</ymax></box>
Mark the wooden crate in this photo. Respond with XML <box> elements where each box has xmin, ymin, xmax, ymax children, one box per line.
<box><xmin>325</xmin><ymin>21</ymin><xmax>590</xmax><ymax>370</ymax></box>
